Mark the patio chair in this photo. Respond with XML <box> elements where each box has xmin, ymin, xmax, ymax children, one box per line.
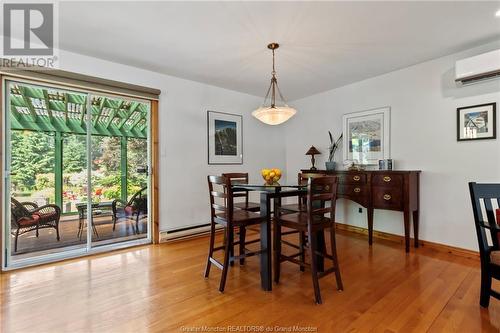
<box><xmin>112</xmin><ymin>187</ymin><xmax>148</xmax><ymax>234</ymax></box>
<box><xmin>10</xmin><ymin>198</ymin><xmax>61</xmax><ymax>252</ymax></box>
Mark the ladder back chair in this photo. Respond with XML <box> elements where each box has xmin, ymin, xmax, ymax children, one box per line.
<box><xmin>278</xmin><ymin>172</ymin><xmax>326</xmax><ymax>271</ymax></box>
<box><xmin>205</xmin><ymin>175</ymin><xmax>264</xmax><ymax>292</ymax></box>
<box><xmin>274</xmin><ymin>175</ymin><xmax>343</xmax><ymax>304</ymax></box>
<box><xmin>222</xmin><ymin>173</ymin><xmax>261</xmax><ymax>265</ymax></box>
<box><xmin>278</xmin><ymin>172</ymin><xmax>326</xmax><ymax>214</ymax></box>
<box><xmin>222</xmin><ymin>173</ymin><xmax>260</xmax><ymax>212</ymax></box>
<box><xmin>469</xmin><ymin>182</ymin><xmax>500</xmax><ymax>307</ymax></box>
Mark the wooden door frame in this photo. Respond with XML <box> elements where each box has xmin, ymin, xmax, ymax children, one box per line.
<box><xmin>0</xmin><ymin>74</ymin><xmax>4</xmax><ymax>270</ymax></box>
<box><xmin>0</xmin><ymin>75</ymin><xmax>160</xmax><ymax>272</ymax></box>
<box><xmin>151</xmin><ymin>100</ymin><xmax>160</xmax><ymax>244</ymax></box>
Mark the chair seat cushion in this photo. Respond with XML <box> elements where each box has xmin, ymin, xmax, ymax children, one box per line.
<box><xmin>36</xmin><ymin>211</ymin><xmax>57</xmax><ymax>221</ymax></box>
<box><xmin>278</xmin><ymin>212</ymin><xmax>333</xmax><ymax>230</ymax></box>
<box><xmin>17</xmin><ymin>214</ymin><xmax>40</xmax><ymax>227</ymax></box>
<box><xmin>215</xmin><ymin>210</ymin><xmax>262</xmax><ymax>225</ymax></box>
<box><xmin>234</xmin><ymin>201</ymin><xmax>260</xmax><ymax>212</ymax></box>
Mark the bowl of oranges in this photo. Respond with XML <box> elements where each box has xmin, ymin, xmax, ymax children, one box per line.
<box><xmin>261</xmin><ymin>168</ymin><xmax>282</xmax><ymax>185</ymax></box>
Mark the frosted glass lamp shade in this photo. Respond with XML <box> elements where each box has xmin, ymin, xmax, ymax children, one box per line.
<box><xmin>252</xmin><ymin>106</ymin><xmax>297</xmax><ymax>125</ymax></box>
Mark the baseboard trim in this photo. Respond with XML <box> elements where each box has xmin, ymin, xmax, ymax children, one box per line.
<box><xmin>159</xmin><ymin>224</ymin><xmax>223</xmax><ymax>243</ymax></box>
<box><xmin>159</xmin><ymin>221</ymin><xmax>478</xmax><ymax>260</ymax></box>
<box><xmin>335</xmin><ymin>223</ymin><xmax>479</xmax><ymax>260</ymax></box>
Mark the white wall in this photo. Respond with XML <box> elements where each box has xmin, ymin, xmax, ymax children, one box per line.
<box><xmin>57</xmin><ymin>50</ymin><xmax>286</xmax><ymax>231</ymax></box>
<box><xmin>284</xmin><ymin>40</ymin><xmax>500</xmax><ymax>251</ymax></box>
<box><xmin>57</xmin><ymin>38</ymin><xmax>500</xmax><ymax>250</ymax></box>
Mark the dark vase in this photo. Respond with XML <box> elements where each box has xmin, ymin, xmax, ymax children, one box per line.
<box><xmin>325</xmin><ymin>161</ymin><xmax>336</xmax><ymax>171</ymax></box>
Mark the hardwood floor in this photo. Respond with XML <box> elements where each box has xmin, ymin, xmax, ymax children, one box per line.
<box><xmin>1</xmin><ymin>229</ymin><xmax>499</xmax><ymax>333</ymax></box>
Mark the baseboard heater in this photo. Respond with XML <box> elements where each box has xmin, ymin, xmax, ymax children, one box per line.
<box><xmin>160</xmin><ymin>223</ymin><xmax>222</xmax><ymax>243</ymax></box>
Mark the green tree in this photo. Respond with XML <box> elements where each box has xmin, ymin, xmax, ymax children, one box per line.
<box><xmin>11</xmin><ymin>130</ymin><xmax>55</xmax><ymax>191</ymax></box>
<box><xmin>63</xmin><ymin>134</ymin><xmax>86</xmax><ymax>173</ymax></box>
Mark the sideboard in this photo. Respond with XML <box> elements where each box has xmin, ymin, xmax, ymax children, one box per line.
<box><xmin>301</xmin><ymin>169</ymin><xmax>421</xmax><ymax>252</ymax></box>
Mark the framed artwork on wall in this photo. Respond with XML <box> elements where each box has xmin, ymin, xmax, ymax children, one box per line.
<box><xmin>207</xmin><ymin>111</ymin><xmax>243</xmax><ymax>164</ymax></box>
<box><xmin>457</xmin><ymin>103</ymin><xmax>496</xmax><ymax>141</ymax></box>
<box><xmin>342</xmin><ymin>106</ymin><xmax>391</xmax><ymax>165</ymax></box>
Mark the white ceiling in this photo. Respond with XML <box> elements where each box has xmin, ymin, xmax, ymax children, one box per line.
<box><xmin>59</xmin><ymin>1</ymin><xmax>500</xmax><ymax>100</ymax></box>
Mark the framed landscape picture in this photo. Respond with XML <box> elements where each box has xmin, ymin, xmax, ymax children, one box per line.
<box><xmin>207</xmin><ymin>111</ymin><xmax>243</xmax><ymax>164</ymax></box>
<box><xmin>342</xmin><ymin>107</ymin><xmax>391</xmax><ymax>165</ymax></box>
<box><xmin>457</xmin><ymin>103</ymin><xmax>496</xmax><ymax>141</ymax></box>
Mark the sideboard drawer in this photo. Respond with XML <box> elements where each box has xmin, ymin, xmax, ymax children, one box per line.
<box><xmin>339</xmin><ymin>184</ymin><xmax>369</xmax><ymax>197</ymax></box>
<box><xmin>372</xmin><ymin>174</ymin><xmax>403</xmax><ymax>187</ymax></box>
<box><xmin>339</xmin><ymin>173</ymin><xmax>367</xmax><ymax>184</ymax></box>
<box><xmin>372</xmin><ymin>186</ymin><xmax>403</xmax><ymax>210</ymax></box>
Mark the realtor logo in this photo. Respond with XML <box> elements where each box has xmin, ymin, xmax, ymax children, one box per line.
<box><xmin>3</xmin><ymin>3</ymin><xmax>53</xmax><ymax>55</ymax></box>
<box><xmin>1</xmin><ymin>2</ymin><xmax>58</xmax><ymax>68</ymax></box>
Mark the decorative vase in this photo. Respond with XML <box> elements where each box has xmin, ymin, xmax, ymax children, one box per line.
<box><xmin>325</xmin><ymin>161</ymin><xmax>336</xmax><ymax>171</ymax></box>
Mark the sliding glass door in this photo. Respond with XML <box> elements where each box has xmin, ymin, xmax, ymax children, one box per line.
<box><xmin>89</xmin><ymin>94</ymin><xmax>150</xmax><ymax>248</ymax></box>
<box><xmin>3</xmin><ymin>78</ymin><xmax>151</xmax><ymax>269</ymax></box>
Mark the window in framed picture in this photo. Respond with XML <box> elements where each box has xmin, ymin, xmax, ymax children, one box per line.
<box><xmin>457</xmin><ymin>103</ymin><xmax>496</xmax><ymax>141</ymax></box>
<box><xmin>342</xmin><ymin>107</ymin><xmax>391</xmax><ymax>165</ymax></box>
<box><xmin>207</xmin><ymin>111</ymin><xmax>243</xmax><ymax>164</ymax></box>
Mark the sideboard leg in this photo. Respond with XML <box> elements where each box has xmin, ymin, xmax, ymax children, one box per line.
<box><xmin>403</xmin><ymin>210</ymin><xmax>410</xmax><ymax>253</ymax></box>
<box><xmin>413</xmin><ymin>210</ymin><xmax>419</xmax><ymax>248</ymax></box>
<box><xmin>367</xmin><ymin>207</ymin><xmax>374</xmax><ymax>246</ymax></box>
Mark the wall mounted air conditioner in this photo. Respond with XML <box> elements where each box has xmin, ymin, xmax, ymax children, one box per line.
<box><xmin>455</xmin><ymin>49</ymin><xmax>500</xmax><ymax>85</ymax></box>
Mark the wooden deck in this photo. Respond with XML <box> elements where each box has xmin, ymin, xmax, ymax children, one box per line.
<box><xmin>11</xmin><ymin>215</ymin><xmax>147</xmax><ymax>256</ymax></box>
<box><xmin>1</xmin><ymin>228</ymin><xmax>498</xmax><ymax>332</ymax></box>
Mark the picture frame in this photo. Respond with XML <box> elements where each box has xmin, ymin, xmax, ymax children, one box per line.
<box><xmin>457</xmin><ymin>103</ymin><xmax>496</xmax><ymax>141</ymax></box>
<box><xmin>207</xmin><ymin>111</ymin><xmax>243</xmax><ymax>164</ymax></box>
<box><xmin>342</xmin><ymin>106</ymin><xmax>391</xmax><ymax>165</ymax></box>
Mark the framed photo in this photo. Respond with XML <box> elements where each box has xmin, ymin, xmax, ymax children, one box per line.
<box><xmin>342</xmin><ymin>107</ymin><xmax>391</xmax><ymax>165</ymax></box>
<box><xmin>207</xmin><ymin>111</ymin><xmax>243</xmax><ymax>164</ymax></box>
<box><xmin>457</xmin><ymin>103</ymin><xmax>496</xmax><ymax>141</ymax></box>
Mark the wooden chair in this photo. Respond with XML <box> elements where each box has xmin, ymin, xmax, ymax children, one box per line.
<box><xmin>10</xmin><ymin>198</ymin><xmax>61</xmax><ymax>252</ymax></box>
<box><xmin>277</xmin><ymin>172</ymin><xmax>326</xmax><ymax>270</ymax></box>
<box><xmin>274</xmin><ymin>176</ymin><xmax>343</xmax><ymax>304</ymax></box>
<box><xmin>222</xmin><ymin>173</ymin><xmax>261</xmax><ymax>265</ymax></box>
<box><xmin>469</xmin><ymin>182</ymin><xmax>500</xmax><ymax>307</ymax></box>
<box><xmin>221</xmin><ymin>173</ymin><xmax>260</xmax><ymax>212</ymax></box>
<box><xmin>205</xmin><ymin>175</ymin><xmax>264</xmax><ymax>292</ymax></box>
<box><xmin>279</xmin><ymin>172</ymin><xmax>325</xmax><ymax>214</ymax></box>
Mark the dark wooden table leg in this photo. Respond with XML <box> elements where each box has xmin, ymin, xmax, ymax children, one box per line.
<box><xmin>413</xmin><ymin>210</ymin><xmax>419</xmax><ymax>248</ymax></box>
<box><xmin>403</xmin><ymin>210</ymin><xmax>410</xmax><ymax>253</ymax></box>
<box><xmin>367</xmin><ymin>207</ymin><xmax>374</xmax><ymax>245</ymax></box>
<box><xmin>273</xmin><ymin>190</ymin><xmax>281</xmax><ymax>284</ymax></box>
<box><xmin>259</xmin><ymin>191</ymin><xmax>272</xmax><ymax>291</ymax></box>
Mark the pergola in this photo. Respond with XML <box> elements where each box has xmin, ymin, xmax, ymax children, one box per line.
<box><xmin>9</xmin><ymin>82</ymin><xmax>150</xmax><ymax>209</ymax></box>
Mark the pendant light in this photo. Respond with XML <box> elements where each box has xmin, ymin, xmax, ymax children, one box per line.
<box><xmin>252</xmin><ymin>43</ymin><xmax>297</xmax><ymax>125</ymax></box>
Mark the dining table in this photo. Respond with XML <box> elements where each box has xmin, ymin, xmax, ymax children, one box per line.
<box><xmin>231</xmin><ymin>182</ymin><xmax>326</xmax><ymax>291</ymax></box>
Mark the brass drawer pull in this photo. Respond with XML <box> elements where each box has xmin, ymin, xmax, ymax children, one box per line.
<box><xmin>353</xmin><ymin>175</ymin><xmax>361</xmax><ymax>181</ymax></box>
<box><xmin>383</xmin><ymin>194</ymin><xmax>392</xmax><ymax>201</ymax></box>
<box><xmin>383</xmin><ymin>176</ymin><xmax>391</xmax><ymax>182</ymax></box>
<box><xmin>354</xmin><ymin>187</ymin><xmax>361</xmax><ymax>193</ymax></box>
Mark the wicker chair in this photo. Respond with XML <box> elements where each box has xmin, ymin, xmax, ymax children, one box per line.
<box><xmin>10</xmin><ymin>198</ymin><xmax>61</xmax><ymax>252</ymax></box>
<box><xmin>112</xmin><ymin>187</ymin><xmax>148</xmax><ymax>234</ymax></box>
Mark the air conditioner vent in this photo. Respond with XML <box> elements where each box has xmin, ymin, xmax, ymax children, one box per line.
<box><xmin>455</xmin><ymin>49</ymin><xmax>500</xmax><ymax>85</ymax></box>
